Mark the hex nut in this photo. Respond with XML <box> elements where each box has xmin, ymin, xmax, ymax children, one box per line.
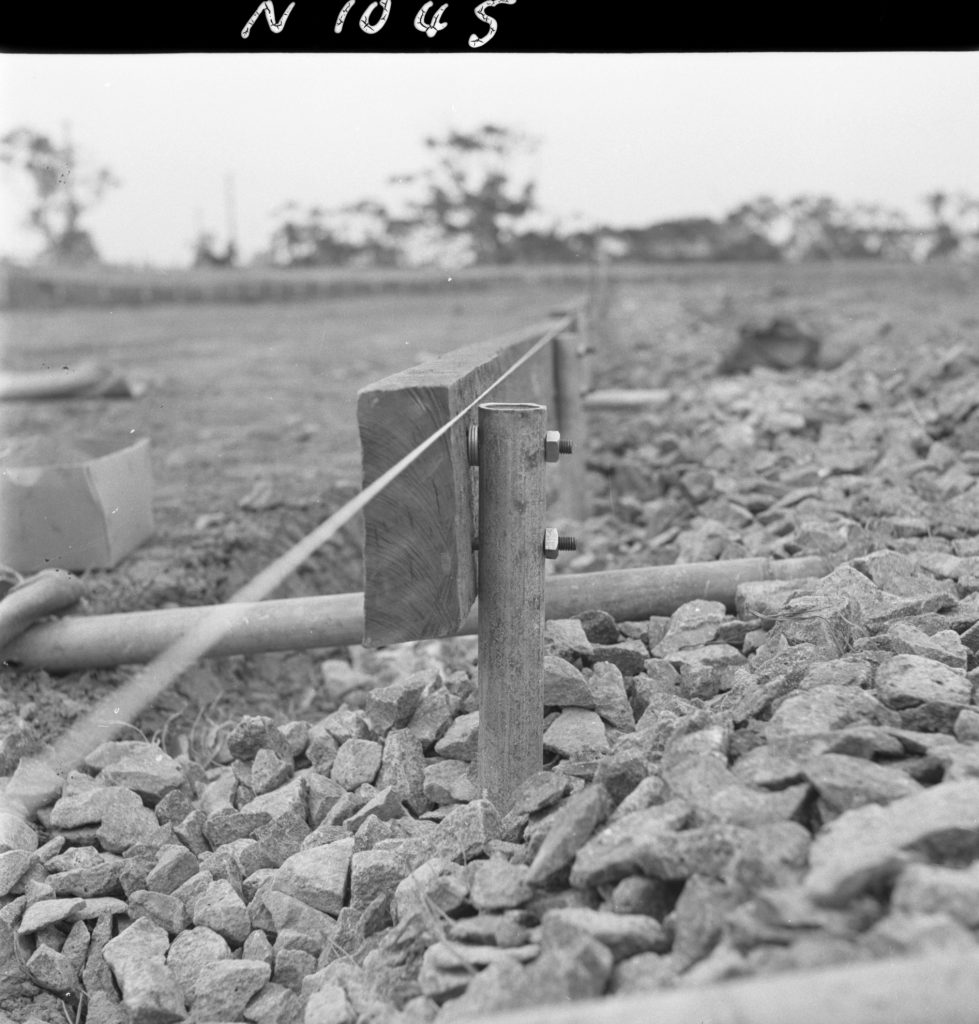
<box><xmin>544</xmin><ymin>430</ymin><xmax>562</xmax><ymax>463</ymax></box>
<box><xmin>543</xmin><ymin>527</ymin><xmax>560</xmax><ymax>559</ymax></box>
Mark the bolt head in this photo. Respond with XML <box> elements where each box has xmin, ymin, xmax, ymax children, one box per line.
<box><xmin>544</xmin><ymin>430</ymin><xmax>562</xmax><ymax>463</ymax></box>
<box><xmin>543</xmin><ymin>527</ymin><xmax>560</xmax><ymax>558</ymax></box>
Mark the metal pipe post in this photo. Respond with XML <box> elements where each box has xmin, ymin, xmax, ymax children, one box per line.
<box><xmin>476</xmin><ymin>402</ymin><xmax>547</xmax><ymax>812</ymax></box>
<box><xmin>553</xmin><ymin>327</ymin><xmax>589</xmax><ymax>521</ymax></box>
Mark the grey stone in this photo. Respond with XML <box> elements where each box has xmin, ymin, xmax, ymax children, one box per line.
<box><xmin>604</xmin><ymin>875</ymin><xmax>677</xmax><ymax>919</ymax></box>
<box><xmin>274</xmin><ymin>837</ymin><xmax>354</xmax><ymax>916</ymax></box>
<box><xmin>542</xmin><ymin>907</ymin><xmax>668</xmax><ymax>960</ymax></box>
<box><xmin>886</xmin><ymin>622</ymin><xmax>970</xmax><ymax>669</ymax></box>
<box><xmin>305</xmin><ymin>773</ymin><xmax>346</xmax><ymax>828</ymax></box>
<box><xmin>569</xmin><ymin>800</ymin><xmax>694</xmax><ymax>889</ymax></box>
<box><xmin>26</xmin><ymin>944</ymin><xmax>80</xmax><ymax>998</ymax></box>
<box><xmin>423</xmin><ymin>760</ymin><xmax>478</xmax><ymax>806</ymax></box>
<box><xmin>653</xmin><ymin>599</ymin><xmax>727</xmax><ymax>656</ymax></box>
<box><xmin>192</xmin><ymin>878</ymin><xmax>252</xmax><ymax>946</ymax></box>
<box><xmin>0</xmin><ymin>849</ymin><xmax>32</xmax><ymax>897</ymax></box>
<box><xmin>574</xmin><ymin>609</ymin><xmax>621</xmax><ymax>645</ymax></box>
<box><xmin>434</xmin><ymin>956</ymin><xmax>525</xmax><ymax>1022</ymax></box>
<box><xmin>723</xmin><ymin>821</ymin><xmax>812</xmax><ymax>891</ymax></box>
<box><xmin>433</xmin><ymin>711</ymin><xmax>480</xmax><ymax>761</ymax></box>
<box><xmin>60</xmin><ymin>918</ymin><xmax>91</xmax><ymax>974</ymax></box>
<box><xmin>242</xmin><ymin>928</ymin><xmax>275</xmax><ymax>964</ymax></box>
<box><xmin>96</xmin><ymin>791</ymin><xmax>166</xmax><ymax>854</ymax></box>
<box><xmin>669</xmin><ymin>645</ymin><xmax>747</xmax><ymax>701</ymax></box>
<box><xmin>527</xmin><ymin>785</ymin><xmax>612</xmax><ymax>887</ymax></box>
<box><xmin>420</xmin><ymin>940</ymin><xmax>539</xmax><ymax>999</ymax></box>
<box><xmin>509</xmin><ymin>771</ymin><xmax>571</xmax><ymax>816</ymax></box>
<box><xmin>429</xmin><ymin>800</ymin><xmax>501</xmax><ymax>862</ymax></box>
<box><xmin>81</xmin><ymin>911</ymin><xmax>116</xmax><ymax>994</ymax></box>
<box><xmin>589</xmin><ymin>640</ymin><xmax>649</xmax><ymax>678</ymax></box>
<box><xmin>171</xmin><ymin>869</ymin><xmax>213</xmax><ymax>915</ymax></box>
<box><xmin>469</xmin><ymin>857</ymin><xmax>532</xmax><ymax>910</ymax></box>
<box><xmin>98</xmin><ymin>748</ymin><xmax>185</xmax><ymax>804</ymax></box>
<box><xmin>253</xmin><ymin>810</ymin><xmax>311</xmax><ymax>869</ymax></box>
<box><xmin>542</xmin><ymin>656</ymin><xmax>595</xmax><ymax>708</ymax></box>
<box><xmin>331</xmin><ymin>739</ymin><xmax>383</xmax><ymax>790</ymax></box>
<box><xmin>593</xmin><ymin>745</ymin><xmax>648</xmax><ymax>806</ymax></box>
<box><xmin>543</xmin><ymin>708</ymin><xmax>610</xmax><ymax>759</ymax></box>
<box><xmin>859</xmin><ymin>911</ymin><xmax>977</xmax><ymax>957</ymax></box>
<box><xmin>193</xmin><ymin>959</ymin><xmax>271</xmax><ymax>1021</ymax></box>
<box><xmin>238</xmin><ymin>775</ymin><xmax>308</xmax><ymax>821</ymax></box>
<box><xmin>263</xmin><ymin>889</ymin><xmax>337</xmax><ymax>951</ymax></box>
<box><xmin>631</xmin><ymin>663</ymin><xmax>680</xmax><ymax>717</ymax></box>
<box><xmin>805</xmin><ymin>779</ymin><xmax>979</xmax><ymax>905</ymax></box>
<box><xmin>671</xmin><ymin>873</ymin><xmax>740</xmax><ymax>970</ymax></box>
<box><xmin>735</xmin><ymin>580</ymin><xmax>808</xmax><ymax>623</ymax></box>
<box><xmin>128</xmin><ymin>889</ymin><xmax>188</xmax><ymax>934</ymax></box>
<box><xmin>544</xmin><ymin>618</ymin><xmax>595</xmax><ymax>660</ymax></box>
<box><xmin>447</xmin><ymin>913</ymin><xmax>532</xmax><ymax>948</ymax></box>
<box><xmin>406</xmin><ymin>686</ymin><xmax>459</xmax><ymax>749</ymax></box>
<box><xmin>227</xmin><ymin>716</ymin><xmax>291</xmax><ymax>762</ymax></box>
<box><xmin>589</xmin><ymin>662</ymin><xmax>636</xmax><ymax>730</ymax></box>
<box><xmin>803</xmin><ymin>753</ymin><xmax>923</xmax><ymax>814</ymax></box>
<box><xmin>303</xmin><ymin>981</ymin><xmax>354</xmax><ymax>1024</ymax></box>
<box><xmin>954</xmin><ymin>707</ymin><xmax>979</xmax><ymax>743</ymax></box>
<box><xmin>165</xmin><ymin>926</ymin><xmax>233</xmax><ymax>994</ymax></box>
<box><xmin>365</xmin><ymin>672</ymin><xmax>430</xmax><ymax>735</ymax></box>
<box><xmin>244</xmin><ymin>982</ymin><xmax>302</xmax><ymax>1024</ymax></box>
<box><xmin>305</xmin><ymin>724</ymin><xmax>339</xmax><ymax>772</ymax></box>
<box><xmin>377</xmin><ymin>729</ymin><xmax>429</xmax><ymax>815</ymax></box>
<box><xmin>103</xmin><ymin>917</ymin><xmax>185</xmax><ymax>1024</ymax></box>
<box><xmin>890</xmin><ymin>862</ymin><xmax>979</xmax><ymax>927</ymax></box>
<box><xmin>767</xmin><ymin>684</ymin><xmax>900</xmax><ymax>738</ymax></box>
<box><xmin>610</xmin><ymin>951</ymin><xmax>679</xmax><ymax>994</ymax></box>
<box><xmin>204</xmin><ymin>807</ymin><xmax>273</xmax><ymax>847</ymax></box>
<box><xmin>251</xmin><ymin>748</ymin><xmax>295</xmax><ymax>795</ymax></box>
<box><xmin>18</xmin><ymin>897</ymin><xmax>85</xmax><ymax>934</ymax></box>
<box><xmin>392</xmin><ymin>857</ymin><xmax>469</xmax><ymax>924</ymax></box>
<box><xmin>344</xmin><ymin>786</ymin><xmax>406</xmax><ymax>832</ymax></box>
<box><xmin>518</xmin><ymin>915</ymin><xmax>613</xmax><ymax>1005</ymax></box>
<box><xmin>350</xmin><ymin>847</ymin><xmax>410</xmax><ymax>912</ymax></box>
<box><xmin>48</xmin><ymin>785</ymin><xmax>136</xmax><ymax>830</ymax></box>
<box><xmin>875</xmin><ymin>653</ymin><xmax>972</xmax><ymax>709</ymax></box>
<box><xmin>145</xmin><ymin>843</ymin><xmax>199</xmax><ymax>894</ymax></box>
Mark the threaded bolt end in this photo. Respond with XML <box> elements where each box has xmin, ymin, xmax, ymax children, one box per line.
<box><xmin>557</xmin><ymin>536</ymin><xmax>577</xmax><ymax>551</ymax></box>
<box><xmin>558</xmin><ymin>439</ymin><xmax>573</xmax><ymax>454</ymax></box>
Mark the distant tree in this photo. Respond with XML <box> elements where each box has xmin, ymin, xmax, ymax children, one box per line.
<box><xmin>394</xmin><ymin>124</ymin><xmax>539</xmax><ymax>265</ymax></box>
<box><xmin>266</xmin><ymin>199</ymin><xmax>401</xmax><ymax>267</ymax></box>
<box><xmin>0</xmin><ymin>125</ymin><xmax>119</xmax><ymax>264</ymax></box>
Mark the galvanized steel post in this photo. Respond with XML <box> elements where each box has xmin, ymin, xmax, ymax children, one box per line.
<box><xmin>476</xmin><ymin>402</ymin><xmax>547</xmax><ymax>812</ymax></box>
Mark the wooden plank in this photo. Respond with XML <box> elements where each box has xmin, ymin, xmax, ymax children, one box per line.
<box><xmin>357</xmin><ymin>317</ymin><xmax>564</xmax><ymax>647</ymax></box>
<box><xmin>2</xmin><ymin>556</ymin><xmax>827</xmax><ymax>671</ymax></box>
<box><xmin>461</xmin><ymin>950</ymin><xmax>979</xmax><ymax>1024</ymax></box>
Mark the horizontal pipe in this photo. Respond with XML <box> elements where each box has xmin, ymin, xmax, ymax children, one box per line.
<box><xmin>583</xmin><ymin>387</ymin><xmax>671</xmax><ymax>412</ymax></box>
<box><xmin>1</xmin><ymin>556</ymin><xmax>826</xmax><ymax>672</ymax></box>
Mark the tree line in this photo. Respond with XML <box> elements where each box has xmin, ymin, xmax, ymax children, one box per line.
<box><xmin>3</xmin><ymin>123</ymin><xmax>977</xmax><ymax>268</ymax></box>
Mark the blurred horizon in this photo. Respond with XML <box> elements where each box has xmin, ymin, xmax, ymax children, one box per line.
<box><xmin>1</xmin><ymin>52</ymin><xmax>977</xmax><ymax>269</ymax></box>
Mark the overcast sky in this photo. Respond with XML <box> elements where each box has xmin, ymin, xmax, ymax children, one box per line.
<box><xmin>1</xmin><ymin>52</ymin><xmax>976</xmax><ymax>268</ymax></box>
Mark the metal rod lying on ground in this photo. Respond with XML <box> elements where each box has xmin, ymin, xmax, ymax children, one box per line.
<box><xmin>1</xmin><ymin>556</ymin><xmax>826</xmax><ymax>672</ymax></box>
<box><xmin>476</xmin><ymin>402</ymin><xmax>547</xmax><ymax>811</ymax></box>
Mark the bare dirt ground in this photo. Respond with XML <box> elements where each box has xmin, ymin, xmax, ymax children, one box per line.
<box><xmin>0</xmin><ymin>280</ymin><xmax>587</xmax><ymax>759</ymax></box>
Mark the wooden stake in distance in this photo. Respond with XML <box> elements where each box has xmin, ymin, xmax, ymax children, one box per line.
<box><xmin>475</xmin><ymin>402</ymin><xmax>547</xmax><ymax>812</ymax></box>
